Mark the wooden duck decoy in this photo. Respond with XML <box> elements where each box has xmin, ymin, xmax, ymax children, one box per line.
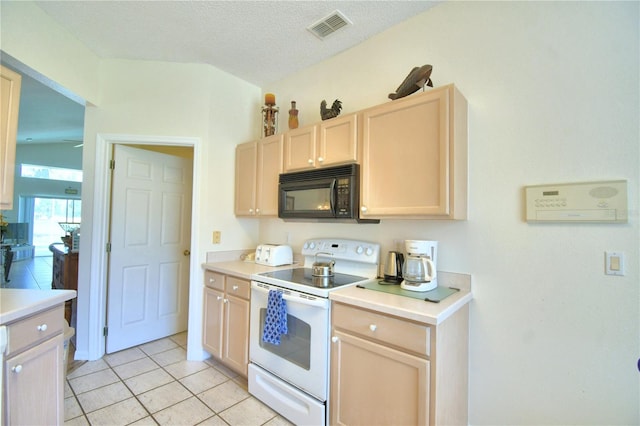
<box><xmin>388</xmin><ymin>64</ymin><xmax>433</xmax><ymax>100</ymax></box>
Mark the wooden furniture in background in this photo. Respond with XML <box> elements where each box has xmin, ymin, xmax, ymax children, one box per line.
<box><xmin>49</xmin><ymin>243</ymin><xmax>78</xmax><ymax>324</ymax></box>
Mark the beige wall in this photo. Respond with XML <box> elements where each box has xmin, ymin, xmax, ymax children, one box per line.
<box><xmin>261</xmin><ymin>2</ymin><xmax>639</xmax><ymax>424</ymax></box>
<box><xmin>2</xmin><ymin>1</ymin><xmax>638</xmax><ymax>423</ymax></box>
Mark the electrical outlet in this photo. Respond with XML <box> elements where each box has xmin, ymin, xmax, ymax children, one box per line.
<box><xmin>212</xmin><ymin>231</ymin><xmax>221</xmax><ymax>244</ymax></box>
<box><xmin>605</xmin><ymin>251</ymin><xmax>624</xmax><ymax>276</ymax></box>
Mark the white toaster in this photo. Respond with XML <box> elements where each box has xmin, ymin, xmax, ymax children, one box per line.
<box><xmin>255</xmin><ymin>244</ymin><xmax>293</xmax><ymax>266</ymax></box>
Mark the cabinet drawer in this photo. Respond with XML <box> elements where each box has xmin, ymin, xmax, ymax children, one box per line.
<box><xmin>332</xmin><ymin>303</ymin><xmax>430</xmax><ymax>356</ymax></box>
<box><xmin>226</xmin><ymin>276</ymin><xmax>250</xmax><ymax>300</ymax></box>
<box><xmin>6</xmin><ymin>305</ymin><xmax>64</xmax><ymax>356</ymax></box>
<box><xmin>205</xmin><ymin>270</ymin><xmax>225</xmax><ymax>290</ymax></box>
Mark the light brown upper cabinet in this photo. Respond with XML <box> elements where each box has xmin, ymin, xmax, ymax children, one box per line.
<box><xmin>359</xmin><ymin>85</ymin><xmax>468</xmax><ymax>219</ymax></box>
<box><xmin>234</xmin><ymin>134</ymin><xmax>283</xmax><ymax>217</ymax></box>
<box><xmin>283</xmin><ymin>113</ymin><xmax>358</xmax><ymax>172</ymax></box>
<box><xmin>1</xmin><ymin>65</ymin><xmax>22</xmax><ymax>210</ymax></box>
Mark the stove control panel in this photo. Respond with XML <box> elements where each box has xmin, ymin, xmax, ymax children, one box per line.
<box><xmin>302</xmin><ymin>238</ymin><xmax>380</xmax><ymax>264</ymax></box>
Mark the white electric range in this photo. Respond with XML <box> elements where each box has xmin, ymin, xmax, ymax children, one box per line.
<box><xmin>248</xmin><ymin>238</ymin><xmax>380</xmax><ymax>425</ymax></box>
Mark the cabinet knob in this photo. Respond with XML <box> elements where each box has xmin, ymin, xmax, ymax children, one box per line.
<box><xmin>331</xmin><ymin>336</ymin><xmax>339</xmax><ymax>343</ymax></box>
<box><xmin>209</xmin><ymin>278</ymin><xmax>216</xmax><ymax>284</ymax></box>
<box><xmin>232</xmin><ymin>285</ymin><xmax>239</xmax><ymax>291</ymax></box>
<box><xmin>37</xmin><ymin>324</ymin><xmax>48</xmax><ymax>332</ymax></box>
<box><xmin>12</xmin><ymin>365</ymin><xmax>23</xmax><ymax>373</ymax></box>
<box><xmin>223</xmin><ymin>299</ymin><xmax>229</xmax><ymax>304</ymax></box>
<box><xmin>216</xmin><ymin>296</ymin><xmax>223</xmax><ymax>301</ymax></box>
<box><xmin>249</xmin><ymin>208</ymin><xmax>254</xmax><ymax>214</ymax></box>
<box><xmin>369</xmin><ymin>324</ymin><xmax>377</xmax><ymax>332</ymax></box>
<box><xmin>361</xmin><ymin>206</ymin><xmax>368</xmax><ymax>212</ymax></box>
<box><xmin>318</xmin><ymin>157</ymin><xmax>324</xmax><ymax>163</ymax></box>
<box><xmin>256</xmin><ymin>208</ymin><xmax>260</xmax><ymax>214</ymax></box>
<box><xmin>183</xmin><ymin>250</ymin><xmax>191</xmax><ymax>256</ymax></box>
<box><xmin>307</xmin><ymin>159</ymin><xmax>313</xmax><ymax>164</ymax></box>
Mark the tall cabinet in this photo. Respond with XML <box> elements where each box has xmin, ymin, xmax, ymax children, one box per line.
<box><xmin>359</xmin><ymin>84</ymin><xmax>467</xmax><ymax>219</ymax></box>
<box><xmin>0</xmin><ymin>65</ymin><xmax>22</xmax><ymax>210</ymax></box>
<box><xmin>235</xmin><ymin>134</ymin><xmax>283</xmax><ymax>217</ymax></box>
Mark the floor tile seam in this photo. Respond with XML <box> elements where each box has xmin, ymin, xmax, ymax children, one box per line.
<box><xmin>108</xmin><ymin>358</ymin><xmax>167</xmax><ymax>417</ymax></box>
<box><xmin>74</xmin><ymin>363</ymin><xmax>156</xmax><ymax>421</ymax></box>
<box><xmin>64</xmin><ymin>378</ymin><xmax>91</xmax><ymax>422</ymax></box>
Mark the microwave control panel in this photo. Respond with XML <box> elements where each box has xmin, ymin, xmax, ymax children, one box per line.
<box><xmin>525</xmin><ymin>180</ymin><xmax>628</xmax><ymax>223</ymax></box>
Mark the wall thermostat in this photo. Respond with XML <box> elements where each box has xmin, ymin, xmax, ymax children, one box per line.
<box><xmin>525</xmin><ymin>180</ymin><xmax>628</xmax><ymax>223</ymax></box>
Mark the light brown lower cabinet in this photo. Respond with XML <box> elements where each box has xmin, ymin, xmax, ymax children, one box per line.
<box><xmin>3</xmin><ymin>305</ymin><xmax>65</xmax><ymax>425</ymax></box>
<box><xmin>203</xmin><ymin>270</ymin><xmax>250</xmax><ymax>376</ymax></box>
<box><xmin>330</xmin><ymin>302</ymin><xmax>469</xmax><ymax>425</ymax></box>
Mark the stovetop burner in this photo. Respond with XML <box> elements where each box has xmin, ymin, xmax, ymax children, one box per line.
<box><xmin>258</xmin><ymin>268</ymin><xmax>368</xmax><ymax>289</ymax></box>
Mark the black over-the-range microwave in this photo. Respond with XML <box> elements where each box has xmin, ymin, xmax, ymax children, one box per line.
<box><xmin>278</xmin><ymin>164</ymin><xmax>379</xmax><ymax>223</ymax></box>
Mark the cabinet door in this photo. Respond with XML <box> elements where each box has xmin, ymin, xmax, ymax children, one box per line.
<box><xmin>360</xmin><ymin>88</ymin><xmax>450</xmax><ymax>218</ymax></box>
<box><xmin>203</xmin><ymin>287</ymin><xmax>224</xmax><ymax>358</ymax></box>
<box><xmin>284</xmin><ymin>124</ymin><xmax>318</xmax><ymax>171</ymax></box>
<box><xmin>5</xmin><ymin>334</ymin><xmax>64</xmax><ymax>425</ymax></box>
<box><xmin>318</xmin><ymin>113</ymin><xmax>358</xmax><ymax>167</ymax></box>
<box><xmin>256</xmin><ymin>134</ymin><xmax>283</xmax><ymax>216</ymax></box>
<box><xmin>330</xmin><ymin>330</ymin><xmax>429</xmax><ymax>426</ymax></box>
<box><xmin>223</xmin><ymin>294</ymin><xmax>250</xmax><ymax>376</ymax></box>
<box><xmin>234</xmin><ymin>141</ymin><xmax>258</xmax><ymax>216</ymax></box>
<box><xmin>0</xmin><ymin>66</ymin><xmax>21</xmax><ymax>210</ymax></box>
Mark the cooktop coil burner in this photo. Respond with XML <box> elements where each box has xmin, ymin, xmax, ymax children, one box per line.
<box><xmin>257</xmin><ymin>268</ymin><xmax>368</xmax><ymax>289</ymax></box>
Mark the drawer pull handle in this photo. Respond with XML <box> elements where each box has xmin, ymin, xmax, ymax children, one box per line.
<box><xmin>37</xmin><ymin>324</ymin><xmax>48</xmax><ymax>332</ymax></box>
<box><xmin>369</xmin><ymin>324</ymin><xmax>377</xmax><ymax>332</ymax></box>
<box><xmin>12</xmin><ymin>365</ymin><xmax>23</xmax><ymax>373</ymax></box>
<box><xmin>331</xmin><ymin>336</ymin><xmax>339</xmax><ymax>343</ymax></box>
<box><xmin>232</xmin><ymin>285</ymin><xmax>239</xmax><ymax>291</ymax></box>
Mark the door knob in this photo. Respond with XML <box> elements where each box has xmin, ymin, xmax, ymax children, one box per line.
<box><xmin>183</xmin><ymin>250</ymin><xmax>191</xmax><ymax>256</ymax></box>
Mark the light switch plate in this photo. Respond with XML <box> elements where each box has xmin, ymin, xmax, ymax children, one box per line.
<box><xmin>605</xmin><ymin>251</ymin><xmax>624</xmax><ymax>276</ymax></box>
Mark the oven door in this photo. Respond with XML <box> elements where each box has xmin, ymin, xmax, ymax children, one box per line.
<box><xmin>249</xmin><ymin>281</ymin><xmax>330</xmax><ymax>401</ymax></box>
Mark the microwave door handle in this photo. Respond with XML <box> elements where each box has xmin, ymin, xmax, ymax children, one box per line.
<box><xmin>330</xmin><ymin>179</ymin><xmax>336</xmax><ymax>214</ymax></box>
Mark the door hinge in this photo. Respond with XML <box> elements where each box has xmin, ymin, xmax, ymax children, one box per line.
<box><xmin>106</xmin><ymin>242</ymin><xmax>111</xmax><ymax>253</ymax></box>
<box><xmin>109</xmin><ymin>159</ymin><xmax>115</xmax><ymax>170</ymax></box>
<box><xmin>103</xmin><ymin>326</ymin><xmax>108</xmax><ymax>337</ymax></box>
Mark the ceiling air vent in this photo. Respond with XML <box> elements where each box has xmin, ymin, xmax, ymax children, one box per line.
<box><xmin>307</xmin><ymin>10</ymin><xmax>352</xmax><ymax>40</ymax></box>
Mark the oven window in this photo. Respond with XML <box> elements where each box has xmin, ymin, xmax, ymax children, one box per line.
<box><xmin>258</xmin><ymin>308</ymin><xmax>311</xmax><ymax>370</ymax></box>
<box><xmin>283</xmin><ymin>188</ymin><xmax>331</xmax><ymax>212</ymax></box>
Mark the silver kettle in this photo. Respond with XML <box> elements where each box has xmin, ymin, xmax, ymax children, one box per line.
<box><xmin>383</xmin><ymin>251</ymin><xmax>404</xmax><ymax>283</ymax></box>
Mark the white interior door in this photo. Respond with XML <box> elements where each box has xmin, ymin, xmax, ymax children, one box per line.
<box><xmin>106</xmin><ymin>145</ymin><xmax>192</xmax><ymax>353</ymax></box>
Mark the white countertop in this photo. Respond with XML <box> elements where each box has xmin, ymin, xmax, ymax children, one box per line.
<box><xmin>202</xmin><ymin>261</ymin><xmax>471</xmax><ymax>326</ymax></box>
<box><xmin>202</xmin><ymin>260</ymin><xmax>300</xmax><ymax>280</ymax></box>
<box><xmin>0</xmin><ymin>289</ymin><xmax>77</xmax><ymax>325</ymax></box>
<box><xmin>329</xmin><ymin>271</ymin><xmax>472</xmax><ymax>326</ymax></box>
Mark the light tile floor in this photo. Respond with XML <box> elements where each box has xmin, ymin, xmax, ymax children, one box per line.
<box><xmin>64</xmin><ymin>332</ymin><xmax>293</xmax><ymax>426</ymax></box>
<box><xmin>1</xmin><ymin>253</ymin><xmax>53</xmax><ymax>289</ymax></box>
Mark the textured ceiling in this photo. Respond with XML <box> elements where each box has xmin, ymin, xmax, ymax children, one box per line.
<box><xmin>9</xmin><ymin>1</ymin><xmax>441</xmax><ymax>144</ymax></box>
<box><xmin>35</xmin><ymin>1</ymin><xmax>439</xmax><ymax>86</ymax></box>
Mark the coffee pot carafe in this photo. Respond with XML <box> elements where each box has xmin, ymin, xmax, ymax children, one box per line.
<box><xmin>401</xmin><ymin>240</ymin><xmax>438</xmax><ymax>292</ymax></box>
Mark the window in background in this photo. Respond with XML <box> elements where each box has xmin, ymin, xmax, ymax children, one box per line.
<box><xmin>31</xmin><ymin>197</ymin><xmax>82</xmax><ymax>256</ymax></box>
<box><xmin>21</xmin><ymin>163</ymin><xmax>83</xmax><ymax>182</ymax></box>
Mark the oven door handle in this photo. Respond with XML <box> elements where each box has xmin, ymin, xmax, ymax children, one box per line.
<box><xmin>252</xmin><ymin>283</ymin><xmax>329</xmax><ymax>309</ymax></box>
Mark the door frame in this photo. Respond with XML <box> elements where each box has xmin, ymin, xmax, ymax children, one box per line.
<box><xmin>85</xmin><ymin>133</ymin><xmax>205</xmax><ymax>361</ymax></box>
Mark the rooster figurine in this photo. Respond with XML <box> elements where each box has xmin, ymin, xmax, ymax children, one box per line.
<box><xmin>320</xmin><ymin>99</ymin><xmax>342</xmax><ymax>120</ymax></box>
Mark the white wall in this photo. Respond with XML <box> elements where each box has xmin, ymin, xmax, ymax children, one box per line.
<box><xmin>261</xmin><ymin>2</ymin><xmax>639</xmax><ymax>424</ymax></box>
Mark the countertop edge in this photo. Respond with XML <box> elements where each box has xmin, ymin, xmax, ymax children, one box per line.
<box><xmin>329</xmin><ymin>271</ymin><xmax>472</xmax><ymax>326</ymax></box>
<box><xmin>0</xmin><ymin>289</ymin><xmax>77</xmax><ymax>325</ymax></box>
